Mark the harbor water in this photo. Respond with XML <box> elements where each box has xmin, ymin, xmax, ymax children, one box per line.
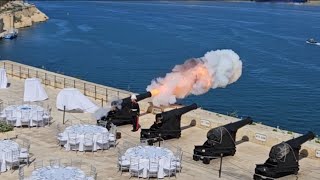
<box><xmin>0</xmin><ymin>1</ymin><xmax>319</xmax><ymax>134</ymax></box>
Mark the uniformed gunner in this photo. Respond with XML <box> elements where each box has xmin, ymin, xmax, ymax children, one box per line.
<box><xmin>130</xmin><ymin>94</ymin><xmax>140</xmax><ymax>132</ymax></box>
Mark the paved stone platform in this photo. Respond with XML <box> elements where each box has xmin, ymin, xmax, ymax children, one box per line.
<box><xmin>0</xmin><ymin>77</ymin><xmax>319</xmax><ymax>180</ymax></box>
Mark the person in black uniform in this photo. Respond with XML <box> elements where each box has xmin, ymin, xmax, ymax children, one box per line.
<box><xmin>130</xmin><ymin>94</ymin><xmax>140</xmax><ymax>132</ymax></box>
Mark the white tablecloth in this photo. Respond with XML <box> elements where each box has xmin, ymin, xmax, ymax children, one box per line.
<box><xmin>56</xmin><ymin>88</ymin><xmax>99</xmax><ymax>113</ymax></box>
<box><xmin>29</xmin><ymin>166</ymin><xmax>93</xmax><ymax>180</ymax></box>
<box><xmin>24</xmin><ymin>78</ymin><xmax>48</xmax><ymax>102</ymax></box>
<box><xmin>60</xmin><ymin>124</ymin><xmax>112</xmax><ymax>152</ymax></box>
<box><xmin>121</xmin><ymin>146</ymin><xmax>177</xmax><ymax>178</ymax></box>
<box><xmin>0</xmin><ymin>140</ymin><xmax>20</xmax><ymax>172</ymax></box>
<box><xmin>1</xmin><ymin>104</ymin><xmax>47</xmax><ymax>127</ymax></box>
<box><xmin>0</xmin><ymin>68</ymin><xmax>8</xmax><ymax>89</ymax></box>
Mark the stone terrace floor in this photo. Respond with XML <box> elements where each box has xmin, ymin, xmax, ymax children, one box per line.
<box><xmin>0</xmin><ymin>77</ymin><xmax>319</xmax><ymax>180</ymax></box>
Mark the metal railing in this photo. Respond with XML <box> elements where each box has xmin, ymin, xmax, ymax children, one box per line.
<box><xmin>0</xmin><ymin>61</ymin><xmax>132</xmax><ymax>107</ymax></box>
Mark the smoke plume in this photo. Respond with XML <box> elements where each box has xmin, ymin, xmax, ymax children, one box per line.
<box><xmin>147</xmin><ymin>49</ymin><xmax>242</xmax><ymax>106</ymax></box>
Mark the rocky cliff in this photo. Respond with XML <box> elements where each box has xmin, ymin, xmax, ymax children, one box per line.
<box><xmin>0</xmin><ymin>1</ymin><xmax>48</xmax><ymax>31</ymax></box>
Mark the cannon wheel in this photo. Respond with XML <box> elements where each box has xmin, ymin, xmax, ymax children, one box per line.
<box><xmin>193</xmin><ymin>155</ymin><xmax>200</xmax><ymax>161</ymax></box>
<box><xmin>202</xmin><ymin>157</ymin><xmax>210</xmax><ymax>164</ymax></box>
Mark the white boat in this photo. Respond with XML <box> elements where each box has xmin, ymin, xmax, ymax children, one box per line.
<box><xmin>4</xmin><ymin>29</ymin><xmax>18</xmax><ymax>39</ymax></box>
<box><xmin>306</xmin><ymin>38</ymin><xmax>317</xmax><ymax>44</ymax></box>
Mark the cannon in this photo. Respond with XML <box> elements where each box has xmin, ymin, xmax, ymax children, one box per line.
<box><xmin>253</xmin><ymin>131</ymin><xmax>316</xmax><ymax>180</ymax></box>
<box><xmin>97</xmin><ymin>92</ymin><xmax>151</xmax><ymax>129</ymax></box>
<box><xmin>140</xmin><ymin>103</ymin><xmax>198</xmax><ymax>144</ymax></box>
<box><xmin>193</xmin><ymin>117</ymin><xmax>253</xmax><ymax>164</ymax></box>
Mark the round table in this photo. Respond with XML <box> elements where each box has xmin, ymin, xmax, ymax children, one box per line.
<box><xmin>60</xmin><ymin>124</ymin><xmax>112</xmax><ymax>151</ymax></box>
<box><xmin>0</xmin><ymin>140</ymin><xmax>20</xmax><ymax>172</ymax></box>
<box><xmin>1</xmin><ymin>104</ymin><xmax>47</xmax><ymax>127</ymax></box>
<box><xmin>29</xmin><ymin>166</ymin><xmax>93</xmax><ymax>180</ymax></box>
<box><xmin>121</xmin><ymin>146</ymin><xmax>177</xmax><ymax>178</ymax></box>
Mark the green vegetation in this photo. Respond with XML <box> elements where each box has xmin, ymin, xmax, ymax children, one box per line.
<box><xmin>0</xmin><ymin>122</ymin><xmax>14</xmax><ymax>133</ymax></box>
<box><xmin>315</xmin><ymin>139</ymin><xmax>320</xmax><ymax>144</ymax></box>
<box><xmin>287</xmin><ymin>131</ymin><xmax>293</xmax><ymax>135</ymax></box>
<box><xmin>273</xmin><ymin>129</ymin><xmax>278</xmax><ymax>132</ymax></box>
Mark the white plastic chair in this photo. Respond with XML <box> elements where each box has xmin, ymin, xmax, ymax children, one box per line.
<box><xmin>129</xmin><ymin>157</ymin><xmax>143</xmax><ymax>179</ymax></box>
<box><xmin>56</xmin><ymin>124</ymin><xmax>67</xmax><ymax>148</ymax></box>
<box><xmin>96</xmin><ymin>133</ymin><xmax>110</xmax><ymax>152</ymax></box>
<box><xmin>68</xmin><ymin>133</ymin><xmax>80</xmax><ymax>152</ymax></box>
<box><xmin>19</xmin><ymin>148</ymin><xmax>30</xmax><ymax>167</ymax></box>
<box><xmin>147</xmin><ymin>158</ymin><xmax>159</xmax><ymax>179</ymax></box>
<box><xmin>32</xmin><ymin>110</ymin><xmax>44</xmax><ymax>127</ymax></box>
<box><xmin>43</xmin><ymin>107</ymin><xmax>51</xmax><ymax>126</ymax></box>
<box><xmin>109</xmin><ymin>124</ymin><xmax>117</xmax><ymax>147</ymax></box>
<box><xmin>5</xmin><ymin>150</ymin><xmax>20</xmax><ymax>171</ymax></box>
<box><xmin>89</xmin><ymin>165</ymin><xmax>98</xmax><ymax>180</ymax></box>
<box><xmin>164</xmin><ymin>158</ymin><xmax>177</xmax><ymax>178</ymax></box>
<box><xmin>5</xmin><ymin>109</ymin><xmax>16</xmax><ymax>126</ymax></box>
<box><xmin>117</xmin><ymin>147</ymin><xmax>129</xmax><ymax>175</ymax></box>
<box><xmin>20</xmin><ymin>110</ymin><xmax>31</xmax><ymax>128</ymax></box>
<box><xmin>174</xmin><ymin>151</ymin><xmax>183</xmax><ymax>173</ymax></box>
<box><xmin>83</xmin><ymin>133</ymin><xmax>94</xmax><ymax>153</ymax></box>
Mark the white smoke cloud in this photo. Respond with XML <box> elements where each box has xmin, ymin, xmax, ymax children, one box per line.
<box><xmin>147</xmin><ymin>49</ymin><xmax>242</xmax><ymax>106</ymax></box>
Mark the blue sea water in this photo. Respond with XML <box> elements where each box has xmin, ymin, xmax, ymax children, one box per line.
<box><xmin>0</xmin><ymin>1</ymin><xmax>319</xmax><ymax>134</ymax></box>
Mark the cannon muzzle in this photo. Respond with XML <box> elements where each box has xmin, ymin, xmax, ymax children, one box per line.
<box><xmin>207</xmin><ymin>117</ymin><xmax>252</xmax><ymax>140</ymax></box>
<box><xmin>286</xmin><ymin>131</ymin><xmax>315</xmax><ymax>149</ymax></box>
<box><xmin>166</xmin><ymin>103</ymin><xmax>198</xmax><ymax>116</ymax></box>
<box><xmin>111</xmin><ymin>92</ymin><xmax>152</xmax><ymax>106</ymax></box>
<box><xmin>136</xmin><ymin>92</ymin><xmax>152</xmax><ymax>102</ymax></box>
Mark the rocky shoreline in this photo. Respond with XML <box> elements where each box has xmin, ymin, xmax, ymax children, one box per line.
<box><xmin>0</xmin><ymin>1</ymin><xmax>48</xmax><ymax>34</ymax></box>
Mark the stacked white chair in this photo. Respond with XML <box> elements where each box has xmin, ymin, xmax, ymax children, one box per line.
<box><xmin>174</xmin><ymin>147</ymin><xmax>183</xmax><ymax>173</ymax></box>
<box><xmin>109</xmin><ymin>124</ymin><xmax>117</xmax><ymax>147</ymax></box>
<box><xmin>56</xmin><ymin>125</ymin><xmax>67</xmax><ymax>149</ymax></box>
<box><xmin>19</xmin><ymin>145</ymin><xmax>30</xmax><ymax>166</ymax></box>
<box><xmin>43</xmin><ymin>107</ymin><xmax>52</xmax><ymax>126</ymax></box>
<box><xmin>83</xmin><ymin>133</ymin><xmax>94</xmax><ymax>153</ymax></box>
<box><xmin>96</xmin><ymin>132</ymin><xmax>110</xmax><ymax>151</ymax></box>
<box><xmin>20</xmin><ymin>110</ymin><xmax>31</xmax><ymax>128</ymax></box>
<box><xmin>129</xmin><ymin>157</ymin><xmax>143</xmax><ymax>179</ymax></box>
<box><xmin>147</xmin><ymin>158</ymin><xmax>159</xmax><ymax>179</ymax></box>
<box><xmin>5</xmin><ymin>109</ymin><xmax>16</xmax><ymax>126</ymax></box>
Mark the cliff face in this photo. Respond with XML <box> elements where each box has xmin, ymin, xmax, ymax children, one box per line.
<box><xmin>0</xmin><ymin>1</ymin><xmax>48</xmax><ymax>31</ymax></box>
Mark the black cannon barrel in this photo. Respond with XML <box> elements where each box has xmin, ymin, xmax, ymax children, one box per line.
<box><xmin>207</xmin><ymin>117</ymin><xmax>252</xmax><ymax>140</ymax></box>
<box><xmin>135</xmin><ymin>92</ymin><xmax>152</xmax><ymax>102</ymax></box>
<box><xmin>286</xmin><ymin>131</ymin><xmax>315</xmax><ymax>148</ymax></box>
<box><xmin>164</xmin><ymin>103</ymin><xmax>198</xmax><ymax>116</ymax></box>
<box><xmin>112</xmin><ymin>92</ymin><xmax>152</xmax><ymax>105</ymax></box>
<box><xmin>225</xmin><ymin>117</ymin><xmax>253</xmax><ymax>132</ymax></box>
